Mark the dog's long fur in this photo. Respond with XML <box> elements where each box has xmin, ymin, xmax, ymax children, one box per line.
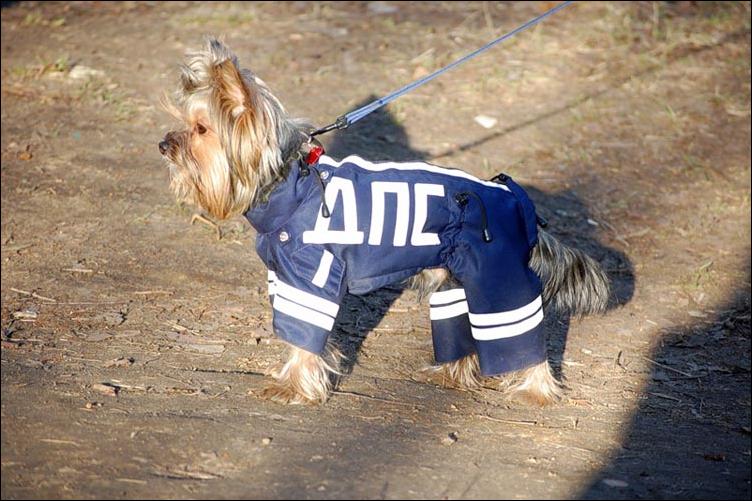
<box><xmin>161</xmin><ymin>38</ymin><xmax>610</xmax><ymax>406</ymax></box>
<box><xmin>261</xmin><ymin>344</ymin><xmax>343</xmax><ymax>405</ymax></box>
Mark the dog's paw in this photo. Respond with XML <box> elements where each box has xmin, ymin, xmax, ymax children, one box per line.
<box><xmin>421</xmin><ymin>354</ymin><xmax>483</xmax><ymax>390</ymax></box>
<box><xmin>260</xmin><ymin>381</ymin><xmax>323</xmax><ymax>405</ymax></box>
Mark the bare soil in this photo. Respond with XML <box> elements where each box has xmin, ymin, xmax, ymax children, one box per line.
<box><xmin>1</xmin><ymin>2</ymin><xmax>750</xmax><ymax>499</ymax></box>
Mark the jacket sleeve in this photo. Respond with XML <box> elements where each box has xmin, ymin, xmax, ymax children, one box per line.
<box><xmin>266</xmin><ymin>246</ymin><xmax>346</xmax><ymax>354</ymax></box>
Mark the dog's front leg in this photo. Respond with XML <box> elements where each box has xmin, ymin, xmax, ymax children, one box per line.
<box><xmin>261</xmin><ymin>343</ymin><xmax>341</xmax><ymax>405</ymax></box>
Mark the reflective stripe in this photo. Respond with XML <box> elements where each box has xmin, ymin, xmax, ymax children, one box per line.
<box><xmin>273</xmin><ymin>295</ymin><xmax>335</xmax><ymax>331</ymax></box>
<box><xmin>312</xmin><ymin>250</ymin><xmax>334</xmax><ymax>288</ymax></box>
<box><xmin>267</xmin><ymin>270</ymin><xmax>277</xmax><ymax>296</ymax></box>
<box><xmin>471</xmin><ymin>309</ymin><xmax>543</xmax><ymax>340</ymax></box>
<box><xmin>429</xmin><ymin>288</ymin><xmax>466</xmax><ymax>306</ymax></box>
<box><xmin>274</xmin><ymin>279</ymin><xmax>339</xmax><ymax>317</ymax></box>
<box><xmin>468</xmin><ymin>296</ymin><xmax>542</xmax><ymax>326</ymax></box>
<box><xmin>320</xmin><ymin>155</ymin><xmax>511</xmax><ymax>192</ymax></box>
<box><xmin>430</xmin><ymin>300</ymin><xmax>469</xmax><ymax>320</ymax></box>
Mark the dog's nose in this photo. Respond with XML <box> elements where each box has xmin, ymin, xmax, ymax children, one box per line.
<box><xmin>158</xmin><ymin>140</ymin><xmax>170</xmax><ymax>155</ymax></box>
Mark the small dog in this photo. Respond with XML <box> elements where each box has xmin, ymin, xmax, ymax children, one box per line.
<box><xmin>159</xmin><ymin>39</ymin><xmax>610</xmax><ymax>405</ymax></box>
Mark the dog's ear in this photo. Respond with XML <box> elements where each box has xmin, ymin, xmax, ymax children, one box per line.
<box><xmin>212</xmin><ymin>59</ymin><xmax>251</xmax><ymax>117</ymax></box>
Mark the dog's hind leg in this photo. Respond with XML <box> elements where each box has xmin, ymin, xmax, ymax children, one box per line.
<box><xmin>432</xmin><ymin>353</ymin><xmax>483</xmax><ymax>389</ymax></box>
<box><xmin>494</xmin><ymin>360</ymin><xmax>562</xmax><ymax>405</ymax></box>
<box><xmin>260</xmin><ymin>343</ymin><xmax>342</xmax><ymax>405</ymax></box>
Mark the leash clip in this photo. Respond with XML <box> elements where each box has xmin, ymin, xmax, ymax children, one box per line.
<box><xmin>308</xmin><ymin>115</ymin><xmax>349</xmax><ymax>141</ymax></box>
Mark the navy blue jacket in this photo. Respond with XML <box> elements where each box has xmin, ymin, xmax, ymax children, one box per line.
<box><xmin>245</xmin><ymin>155</ymin><xmax>545</xmax><ymax>376</ymax></box>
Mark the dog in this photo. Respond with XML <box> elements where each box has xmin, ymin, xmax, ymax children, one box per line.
<box><xmin>159</xmin><ymin>38</ymin><xmax>610</xmax><ymax>406</ymax></box>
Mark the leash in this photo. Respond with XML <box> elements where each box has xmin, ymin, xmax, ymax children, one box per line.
<box><xmin>308</xmin><ymin>1</ymin><xmax>573</xmax><ymax>143</ymax></box>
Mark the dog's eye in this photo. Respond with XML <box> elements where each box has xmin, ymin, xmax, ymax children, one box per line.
<box><xmin>196</xmin><ymin>123</ymin><xmax>207</xmax><ymax>135</ymax></box>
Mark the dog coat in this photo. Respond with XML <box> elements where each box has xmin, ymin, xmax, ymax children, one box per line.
<box><xmin>245</xmin><ymin>155</ymin><xmax>545</xmax><ymax>376</ymax></box>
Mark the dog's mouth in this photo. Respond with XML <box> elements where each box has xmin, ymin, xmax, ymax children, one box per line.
<box><xmin>159</xmin><ymin>142</ymin><xmax>181</xmax><ymax>179</ymax></box>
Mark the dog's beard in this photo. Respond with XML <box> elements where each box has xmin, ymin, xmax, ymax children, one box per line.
<box><xmin>164</xmin><ymin>133</ymin><xmax>254</xmax><ymax>220</ymax></box>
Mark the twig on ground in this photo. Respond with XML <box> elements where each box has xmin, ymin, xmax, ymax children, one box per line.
<box><xmin>639</xmin><ymin>354</ymin><xmax>697</xmax><ymax>378</ymax></box>
<box><xmin>10</xmin><ymin>287</ymin><xmax>57</xmax><ymax>303</ymax></box>
<box><xmin>332</xmin><ymin>389</ymin><xmax>419</xmax><ymax>407</ymax></box>
<box><xmin>475</xmin><ymin>414</ymin><xmax>538</xmax><ymax>426</ymax></box>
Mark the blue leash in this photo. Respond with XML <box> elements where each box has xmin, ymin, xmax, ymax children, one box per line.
<box><xmin>309</xmin><ymin>1</ymin><xmax>574</xmax><ymax>139</ymax></box>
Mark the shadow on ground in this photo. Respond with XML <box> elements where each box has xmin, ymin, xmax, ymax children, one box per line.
<box><xmin>525</xmin><ymin>184</ymin><xmax>635</xmax><ymax>378</ymax></box>
<box><xmin>581</xmin><ymin>266</ymin><xmax>751</xmax><ymax>499</ymax></box>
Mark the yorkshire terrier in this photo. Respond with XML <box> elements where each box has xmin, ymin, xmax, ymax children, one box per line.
<box><xmin>159</xmin><ymin>39</ymin><xmax>610</xmax><ymax>406</ymax></box>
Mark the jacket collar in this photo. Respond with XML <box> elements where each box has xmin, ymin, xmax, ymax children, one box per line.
<box><xmin>244</xmin><ymin>160</ymin><xmax>312</xmax><ymax>234</ymax></box>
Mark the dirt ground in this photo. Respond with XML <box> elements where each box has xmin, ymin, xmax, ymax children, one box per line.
<box><xmin>1</xmin><ymin>1</ymin><xmax>750</xmax><ymax>499</ymax></box>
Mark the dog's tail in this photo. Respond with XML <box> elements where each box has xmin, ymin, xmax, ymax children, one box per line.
<box><xmin>529</xmin><ymin>229</ymin><xmax>610</xmax><ymax>316</ymax></box>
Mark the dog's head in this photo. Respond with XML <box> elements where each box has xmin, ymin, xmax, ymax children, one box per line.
<box><xmin>159</xmin><ymin>38</ymin><xmax>302</xmax><ymax>219</ymax></box>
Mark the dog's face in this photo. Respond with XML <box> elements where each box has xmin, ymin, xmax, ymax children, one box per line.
<box><xmin>159</xmin><ymin>39</ymin><xmax>290</xmax><ymax>220</ymax></box>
